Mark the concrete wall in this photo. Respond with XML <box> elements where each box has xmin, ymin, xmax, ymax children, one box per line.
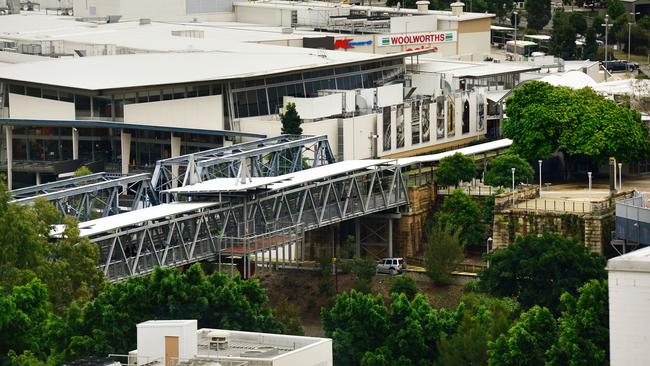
<box><xmin>235</xmin><ymin>6</ymin><xmax>288</xmax><ymax>26</ymax></box>
<box><xmin>341</xmin><ymin>113</ymin><xmax>376</xmax><ymax>160</ymax></box>
<box><xmin>609</xmin><ymin>268</ymin><xmax>650</xmax><ymax>366</ymax></box>
<box><xmin>9</xmin><ymin>93</ymin><xmax>75</xmax><ymax>120</ymax></box>
<box><xmin>395</xmin><ymin>182</ymin><xmax>437</xmax><ymax>258</ymax></box>
<box><xmin>74</xmin><ymin>0</ymin><xmax>234</xmax><ymax>20</ymax></box>
<box><xmin>136</xmin><ymin>320</ymin><xmax>197</xmax><ymax>365</ymax></box>
<box><xmin>284</xmin><ymin>94</ymin><xmax>343</xmax><ymax>120</ymax></box>
<box><xmin>273</xmin><ymin>339</ymin><xmax>333</xmax><ymax>366</ymax></box>
<box><xmin>124</xmin><ymin>95</ymin><xmax>223</xmax><ymax>130</ymax></box>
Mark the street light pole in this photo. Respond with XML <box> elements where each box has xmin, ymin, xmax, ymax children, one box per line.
<box><xmin>588</xmin><ymin>171</ymin><xmax>592</xmax><ymax>194</ymax></box>
<box><xmin>538</xmin><ymin>160</ymin><xmax>543</xmax><ymax>193</ymax></box>
<box><xmin>603</xmin><ymin>14</ymin><xmax>610</xmax><ymax>63</ymax></box>
<box><xmin>629</xmin><ymin>12</ymin><xmax>641</xmax><ymax>63</ymax></box>
<box><xmin>486</xmin><ymin>237</ymin><xmax>493</xmax><ymax>268</ymax></box>
<box><xmin>513</xmin><ymin>11</ymin><xmax>518</xmax><ymax>61</ymax></box>
<box><xmin>618</xmin><ymin>163</ymin><xmax>623</xmax><ymax>191</ymax></box>
<box><xmin>511</xmin><ymin>167</ymin><xmax>516</xmax><ymax>205</ymax></box>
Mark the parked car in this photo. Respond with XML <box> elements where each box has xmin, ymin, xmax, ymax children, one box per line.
<box><xmin>376</xmin><ymin>258</ymin><xmax>407</xmax><ymax>275</ymax></box>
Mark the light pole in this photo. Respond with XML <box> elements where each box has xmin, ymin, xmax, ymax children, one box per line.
<box><xmin>628</xmin><ymin>12</ymin><xmax>640</xmax><ymax>63</ymax></box>
<box><xmin>603</xmin><ymin>14</ymin><xmax>612</xmax><ymax>63</ymax></box>
<box><xmin>588</xmin><ymin>171</ymin><xmax>592</xmax><ymax>194</ymax></box>
<box><xmin>513</xmin><ymin>11</ymin><xmax>518</xmax><ymax>61</ymax></box>
<box><xmin>538</xmin><ymin>160</ymin><xmax>543</xmax><ymax>193</ymax></box>
<box><xmin>618</xmin><ymin>162</ymin><xmax>623</xmax><ymax>191</ymax></box>
<box><xmin>486</xmin><ymin>237</ymin><xmax>493</xmax><ymax>268</ymax></box>
<box><xmin>511</xmin><ymin>167</ymin><xmax>516</xmax><ymax>205</ymax></box>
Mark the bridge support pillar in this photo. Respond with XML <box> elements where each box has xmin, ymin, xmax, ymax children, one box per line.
<box><xmin>72</xmin><ymin>128</ymin><xmax>79</xmax><ymax>160</ymax></box>
<box><xmin>355</xmin><ymin>218</ymin><xmax>361</xmax><ymax>257</ymax></box>
<box><xmin>388</xmin><ymin>218</ymin><xmax>393</xmax><ymax>258</ymax></box>
<box><xmin>4</xmin><ymin>126</ymin><xmax>12</xmax><ymax>190</ymax></box>
<box><xmin>171</xmin><ymin>133</ymin><xmax>181</xmax><ymax>188</ymax></box>
<box><xmin>120</xmin><ymin>131</ymin><xmax>131</xmax><ymax>175</ymax></box>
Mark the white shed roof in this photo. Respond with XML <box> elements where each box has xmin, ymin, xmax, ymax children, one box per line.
<box><xmin>397</xmin><ymin>138</ymin><xmax>512</xmax><ymax>165</ymax></box>
<box><xmin>607</xmin><ymin>246</ymin><xmax>650</xmax><ymax>272</ymax></box>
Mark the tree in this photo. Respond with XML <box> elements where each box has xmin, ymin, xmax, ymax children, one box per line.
<box><xmin>322</xmin><ymin>290</ymin><xmax>389</xmax><ymax>366</ymax></box>
<box><xmin>436</xmin><ymin>152</ymin><xmax>476</xmax><ymax>187</ymax></box>
<box><xmin>280</xmin><ymin>102</ymin><xmax>302</xmax><ymax>135</ymax></box>
<box><xmin>488</xmin><ymin>0</ymin><xmax>513</xmax><ymax>22</ymax></box>
<box><xmin>592</xmin><ymin>15</ymin><xmax>605</xmax><ymax>35</ymax></box>
<box><xmin>479</xmin><ymin>232</ymin><xmax>606</xmax><ymax>313</ymax></box>
<box><xmin>0</xmin><ymin>279</ymin><xmax>50</xmax><ymax>365</ymax></box>
<box><xmin>436</xmin><ymin>190</ymin><xmax>487</xmax><ymax>248</ymax></box>
<box><xmin>54</xmin><ymin>265</ymin><xmax>283</xmax><ymax>360</ymax></box>
<box><xmin>570</xmin><ymin>12</ymin><xmax>588</xmax><ymax>35</ymax></box>
<box><xmin>546</xmin><ymin>279</ymin><xmax>609</xmax><ymax>366</ymax></box>
<box><xmin>550</xmin><ymin>10</ymin><xmax>578</xmax><ymax>60</ymax></box>
<box><xmin>323</xmin><ymin>291</ymin><xmax>463</xmax><ymax>366</ymax></box>
<box><xmin>436</xmin><ymin>294</ymin><xmax>519</xmax><ymax>366</ymax></box>
<box><xmin>525</xmin><ymin>0</ymin><xmax>551</xmax><ymax>30</ymax></box>
<box><xmin>484</xmin><ymin>153</ymin><xmax>535</xmax><ymax>188</ymax></box>
<box><xmin>0</xmin><ymin>183</ymin><xmax>102</xmax><ymax>312</ymax></box>
<box><xmin>424</xmin><ymin>224</ymin><xmax>464</xmax><ymax>284</ymax></box>
<box><xmin>389</xmin><ymin>275</ymin><xmax>418</xmax><ymax>300</ymax></box>
<box><xmin>503</xmin><ymin>81</ymin><xmax>650</xmax><ymax>169</ymax></box>
<box><xmin>583</xmin><ymin>27</ymin><xmax>599</xmax><ymax>60</ymax></box>
<box><xmin>342</xmin><ymin>257</ymin><xmax>377</xmax><ymax>293</ymax></box>
<box><xmin>73</xmin><ymin>166</ymin><xmax>92</xmax><ymax>177</ymax></box>
<box><xmin>607</xmin><ymin>0</ymin><xmax>626</xmax><ymax>20</ymax></box>
<box><xmin>639</xmin><ymin>15</ymin><xmax>650</xmax><ymax>31</ymax></box>
<box><xmin>488</xmin><ymin>306</ymin><xmax>557</xmax><ymax>366</ymax></box>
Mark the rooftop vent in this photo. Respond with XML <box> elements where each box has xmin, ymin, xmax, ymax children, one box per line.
<box><xmin>450</xmin><ymin>1</ymin><xmax>464</xmax><ymax>16</ymax></box>
<box><xmin>416</xmin><ymin>0</ymin><xmax>429</xmax><ymax>13</ymax></box>
<box><xmin>208</xmin><ymin>330</ymin><xmax>230</xmax><ymax>351</ymax></box>
<box><xmin>240</xmin><ymin>346</ymin><xmax>279</xmax><ymax>358</ymax></box>
<box><xmin>281</xmin><ymin>27</ymin><xmax>294</xmax><ymax>34</ymax></box>
<box><xmin>139</xmin><ymin>18</ymin><xmax>151</xmax><ymax>25</ymax></box>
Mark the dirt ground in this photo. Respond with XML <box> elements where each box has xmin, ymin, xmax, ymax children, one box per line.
<box><xmin>257</xmin><ymin>269</ymin><xmax>465</xmax><ymax>337</ymax></box>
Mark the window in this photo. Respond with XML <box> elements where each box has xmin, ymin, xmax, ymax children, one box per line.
<box><xmin>75</xmin><ymin>94</ymin><xmax>91</xmax><ymax>119</ymax></box>
<box><xmin>92</xmin><ymin>96</ymin><xmax>113</xmax><ymax>119</ymax></box>
<box><xmin>9</xmin><ymin>84</ymin><xmax>24</xmax><ymax>95</ymax></box>
<box><xmin>42</xmin><ymin>89</ymin><xmax>58</xmax><ymax>101</ymax></box>
<box><xmin>59</xmin><ymin>91</ymin><xmax>74</xmax><ymax>103</ymax></box>
<box><xmin>197</xmin><ymin>85</ymin><xmax>210</xmax><ymax>97</ymax></box>
<box><xmin>26</xmin><ymin>87</ymin><xmax>41</xmax><ymax>98</ymax></box>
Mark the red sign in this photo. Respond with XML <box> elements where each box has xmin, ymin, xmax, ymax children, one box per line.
<box><xmin>334</xmin><ymin>39</ymin><xmax>354</xmax><ymax>49</ymax></box>
<box><xmin>406</xmin><ymin>45</ymin><xmax>439</xmax><ymax>52</ymax></box>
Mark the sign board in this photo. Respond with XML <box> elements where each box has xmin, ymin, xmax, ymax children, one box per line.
<box><xmin>376</xmin><ymin>31</ymin><xmax>457</xmax><ymax>47</ymax></box>
<box><xmin>334</xmin><ymin>38</ymin><xmax>373</xmax><ymax>49</ymax></box>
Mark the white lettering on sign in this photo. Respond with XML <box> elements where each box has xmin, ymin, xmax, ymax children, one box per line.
<box><xmin>376</xmin><ymin>31</ymin><xmax>457</xmax><ymax>47</ymax></box>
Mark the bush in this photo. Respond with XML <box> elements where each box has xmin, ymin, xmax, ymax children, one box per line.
<box><xmin>389</xmin><ymin>275</ymin><xmax>418</xmax><ymax>300</ymax></box>
<box><xmin>342</xmin><ymin>257</ymin><xmax>377</xmax><ymax>293</ymax></box>
<box><xmin>424</xmin><ymin>225</ymin><xmax>464</xmax><ymax>284</ymax></box>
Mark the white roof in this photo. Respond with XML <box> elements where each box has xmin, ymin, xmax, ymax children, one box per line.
<box><xmin>607</xmin><ymin>246</ymin><xmax>650</xmax><ymax>272</ymax></box>
<box><xmin>540</xmin><ymin>70</ymin><xmax>597</xmax><ymax>89</ymax></box>
<box><xmin>397</xmin><ymin>138</ymin><xmax>512</xmax><ymax>165</ymax></box>
<box><xmin>165</xmin><ymin>159</ymin><xmax>392</xmax><ymax>194</ymax></box>
<box><xmin>0</xmin><ymin>49</ymin><xmax>382</xmax><ymax>90</ymax></box>
<box><xmin>491</xmin><ymin>25</ymin><xmax>515</xmax><ymax>31</ymax></box>
<box><xmin>78</xmin><ymin>202</ymin><xmax>218</xmax><ymax>237</ymax></box>
<box><xmin>413</xmin><ymin>59</ymin><xmax>540</xmax><ymax>77</ymax></box>
<box><xmin>524</xmin><ymin>34</ymin><xmax>551</xmax><ymax>41</ymax></box>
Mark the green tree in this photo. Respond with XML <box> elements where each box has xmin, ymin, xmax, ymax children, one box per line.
<box><xmin>592</xmin><ymin>15</ymin><xmax>605</xmax><ymax>35</ymax></box>
<box><xmin>436</xmin><ymin>294</ymin><xmax>519</xmax><ymax>366</ymax></box>
<box><xmin>546</xmin><ymin>279</ymin><xmax>609</xmax><ymax>366</ymax></box>
<box><xmin>484</xmin><ymin>153</ymin><xmax>535</xmax><ymax>188</ymax></box>
<box><xmin>73</xmin><ymin>166</ymin><xmax>92</xmax><ymax>177</ymax></box>
<box><xmin>280</xmin><ymin>102</ymin><xmax>303</xmax><ymax>135</ymax></box>
<box><xmin>503</xmin><ymin>81</ymin><xmax>650</xmax><ymax>169</ymax></box>
<box><xmin>583</xmin><ymin>27</ymin><xmax>599</xmax><ymax>60</ymax></box>
<box><xmin>0</xmin><ymin>183</ymin><xmax>102</xmax><ymax>312</ymax></box>
<box><xmin>570</xmin><ymin>12</ymin><xmax>588</xmax><ymax>35</ymax></box>
<box><xmin>488</xmin><ymin>0</ymin><xmax>513</xmax><ymax>23</ymax></box>
<box><xmin>55</xmin><ymin>265</ymin><xmax>283</xmax><ymax>360</ymax></box>
<box><xmin>488</xmin><ymin>305</ymin><xmax>557</xmax><ymax>366</ymax></box>
<box><xmin>550</xmin><ymin>10</ymin><xmax>578</xmax><ymax>60</ymax></box>
<box><xmin>0</xmin><ymin>279</ymin><xmax>50</xmax><ymax>365</ymax></box>
<box><xmin>480</xmin><ymin>232</ymin><xmax>606</xmax><ymax>313</ymax></box>
<box><xmin>639</xmin><ymin>15</ymin><xmax>650</xmax><ymax>31</ymax></box>
<box><xmin>436</xmin><ymin>152</ymin><xmax>476</xmax><ymax>187</ymax></box>
<box><xmin>607</xmin><ymin>0</ymin><xmax>626</xmax><ymax>20</ymax></box>
<box><xmin>322</xmin><ymin>290</ymin><xmax>389</xmax><ymax>366</ymax></box>
<box><xmin>525</xmin><ymin>0</ymin><xmax>551</xmax><ymax>30</ymax></box>
<box><xmin>389</xmin><ymin>275</ymin><xmax>418</xmax><ymax>300</ymax></box>
<box><xmin>436</xmin><ymin>190</ymin><xmax>486</xmax><ymax>248</ymax></box>
<box><xmin>342</xmin><ymin>257</ymin><xmax>377</xmax><ymax>293</ymax></box>
<box><xmin>424</xmin><ymin>224</ymin><xmax>464</xmax><ymax>284</ymax></box>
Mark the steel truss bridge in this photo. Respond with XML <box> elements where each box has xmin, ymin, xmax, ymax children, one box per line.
<box><xmin>151</xmin><ymin>134</ymin><xmax>335</xmax><ymax>192</ymax></box>
<box><xmin>12</xmin><ymin>135</ymin><xmax>511</xmax><ymax>281</ymax></box>
<box><xmin>10</xmin><ymin>172</ymin><xmax>157</xmax><ymax>221</ymax></box>
<box><xmin>82</xmin><ymin>160</ymin><xmax>409</xmax><ymax>280</ymax></box>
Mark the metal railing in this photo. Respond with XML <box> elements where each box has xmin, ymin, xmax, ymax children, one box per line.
<box><xmin>437</xmin><ymin>185</ymin><xmax>505</xmax><ymax>196</ymax></box>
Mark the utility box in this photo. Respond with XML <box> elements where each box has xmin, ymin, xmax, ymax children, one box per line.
<box><xmin>136</xmin><ymin>320</ymin><xmax>197</xmax><ymax>365</ymax></box>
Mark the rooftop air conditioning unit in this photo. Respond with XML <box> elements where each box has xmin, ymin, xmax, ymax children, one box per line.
<box><xmin>240</xmin><ymin>346</ymin><xmax>279</xmax><ymax>358</ymax></box>
<box><xmin>208</xmin><ymin>330</ymin><xmax>230</xmax><ymax>351</ymax></box>
<box><xmin>139</xmin><ymin>18</ymin><xmax>151</xmax><ymax>25</ymax></box>
<box><xmin>282</xmin><ymin>27</ymin><xmax>294</xmax><ymax>34</ymax></box>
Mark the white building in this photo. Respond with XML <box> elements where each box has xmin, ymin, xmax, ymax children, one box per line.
<box><xmin>607</xmin><ymin>247</ymin><xmax>650</xmax><ymax>366</ymax></box>
<box><xmin>132</xmin><ymin>320</ymin><xmax>332</xmax><ymax>366</ymax></box>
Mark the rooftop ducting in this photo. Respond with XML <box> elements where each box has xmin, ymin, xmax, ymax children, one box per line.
<box><xmin>450</xmin><ymin>1</ymin><xmax>464</xmax><ymax>16</ymax></box>
<box><xmin>416</xmin><ymin>0</ymin><xmax>430</xmax><ymax>13</ymax></box>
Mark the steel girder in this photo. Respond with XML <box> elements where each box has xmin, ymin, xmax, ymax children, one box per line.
<box><xmin>88</xmin><ymin>163</ymin><xmax>408</xmax><ymax>281</ymax></box>
<box><xmin>12</xmin><ymin>173</ymin><xmax>158</xmax><ymax>221</ymax></box>
<box><xmin>10</xmin><ymin>172</ymin><xmax>121</xmax><ymax>199</ymax></box>
<box><xmin>151</xmin><ymin>135</ymin><xmax>335</xmax><ymax>192</ymax></box>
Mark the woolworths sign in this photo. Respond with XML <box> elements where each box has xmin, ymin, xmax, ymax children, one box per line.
<box><xmin>376</xmin><ymin>31</ymin><xmax>456</xmax><ymax>47</ymax></box>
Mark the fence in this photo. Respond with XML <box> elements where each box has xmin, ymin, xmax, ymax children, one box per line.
<box><xmin>437</xmin><ymin>185</ymin><xmax>506</xmax><ymax>196</ymax></box>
